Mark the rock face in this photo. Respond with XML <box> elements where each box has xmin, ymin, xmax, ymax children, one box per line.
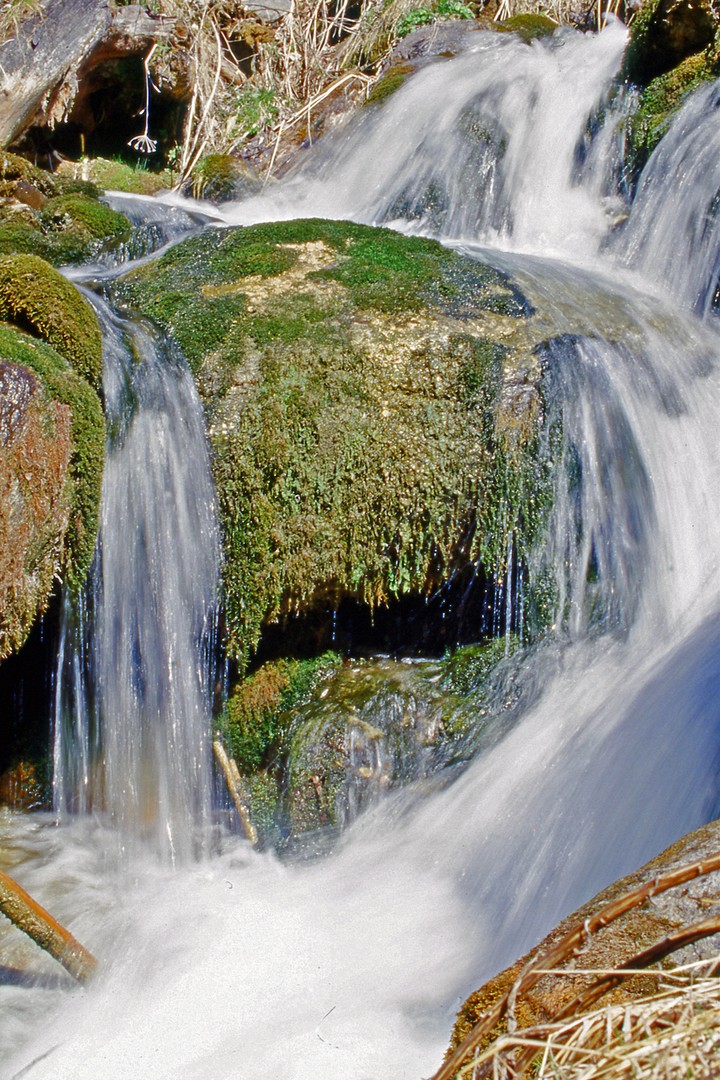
<box><xmin>448</xmin><ymin>818</ymin><xmax>720</xmax><ymax>1068</ymax></box>
<box><xmin>624</xmin><ymin>0</ymin><xmax>717</xmax><ymax>84</ymax></box>
<box><xmin>0</xmin><ymin>0</ymin><xmax>178</xmax><ymax>150</ymax></box>
<box><xmin>0</xmin><ymin>270</ymin><xmax>104</xmax><ymax>658</ymax></box>
<box><xmin>113</xmin><ymin>218</ymin><xmax>555</xmax><ymax>669</ymax></box>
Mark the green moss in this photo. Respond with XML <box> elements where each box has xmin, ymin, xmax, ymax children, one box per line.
<box><xmin>0</xmin><ymin>324</ymin><xmax>104</xmax><ymax>588</ymax></box>
<box><xmin>113</xmin><ymin>220</ymin><xmax>545</xmax><ymax>669</ymax></box>
<box><xmin>0</xmin><ymin>254</ymin><xmax>103</xmax><ymax>389</ymax></box>
<box><xmin>40</xmin><ymin>194</ymin><xmax>132</xmax><ymax>262</ymax></box>
<box><xmin>221</xmin><ymin>652</ymin><xmax>342</xmax><ymax>772</ymax></box>
<box><xmin>0</xmin><ymin>152</ymin><xmax>56</xmax><ymax>196</ymax></box>
<box><xmin>365</xmin><ymin>64</ymin><xmax>413</xmax><ymax>106</ymax></box>
<box><xmin>61</xmin><ymin>157</ymin><xmax>173</xmax><ymax>195</ymax></box>
<box><xmin>498</xmin><ymin>13</ymin><xmax>557</xmax><ymax>42</ymax></box>
<box><xmin>626</xmin><ymin>49</ymin><xmax>720</xmax><ymax>166</ymax></box>
<box><xmin>0</xmin><ymin>221</ymin><xmax>55</xmax><ymax>259</ymax></box>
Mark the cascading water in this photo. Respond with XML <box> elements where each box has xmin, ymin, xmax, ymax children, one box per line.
<box><xmin>53</xmin><ymin>298</ymin><xmax>221</xmax><ymax>862</ymax></box>
<box><xmin>5</xmin><ymin>22</ymin><xmax>720</xmax><ymax>1080</ymax></box>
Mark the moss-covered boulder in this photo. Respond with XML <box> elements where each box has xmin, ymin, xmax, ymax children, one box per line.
<box><xmin>0</xmin><ymin>254</ymin><xmax>103</xmax><ymax>389</ymax></box>
<box><xmin>0</xmin><ymin>152</ymin><xmax>134</xmax><ymax>266</ymax></box>
<box><xmin>625</xmin><ymin>46</ymin><xmax>720</xmax><ymax>168</ymax></box>
<box><xmin>220</xmin><ymin>640</ymin><xmax>522</xmax><ymax>848</ymax></box>
<box><xmin>0</xmin><ymin>326</ymin><xmax>104</xmax><ymax>657</ymax></box>
<box><xmin>623</xmin><ymin>0</ymin><xmax>718</xmax><ymax>85</ymax></box>
<box><xmin>113</xmin><ymin>219</ymin><xmax>553</xmax><ymax>669</ymax></box>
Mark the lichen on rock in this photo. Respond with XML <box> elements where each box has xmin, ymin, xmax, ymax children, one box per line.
<box><xmin>113</xmin><ymin>218</ymin><xmax>553</xmax><ymax>670</ymax></box>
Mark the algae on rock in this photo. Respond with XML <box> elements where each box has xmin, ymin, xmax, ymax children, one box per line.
<box><xmin>113</xmin><ymin>218</ymin><xmax>553</xmax><ymax>670</ymax></box>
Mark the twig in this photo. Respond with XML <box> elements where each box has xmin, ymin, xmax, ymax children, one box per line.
<box><xmin>0</xmin><ymin>868</ymin><xmax>97</xmax><ymax>983</ymax></box>
<box><xmin>213</xmin><ymin>739</ymin><xmax>259</xmax><ymax>846</ymax></box>
<box><xmin>432</xmin><ymin>850</ymin><xmax>720</xmax><ymax>1080</ymax></box>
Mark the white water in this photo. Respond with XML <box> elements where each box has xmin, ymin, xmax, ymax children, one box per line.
<box><xmin>53</xmin><ymin>302</ymin><xmax>221</xmax><ymax>862</ymax></box>
<box><xmin>5</xmin><ymin>22</ymin><xmax>720</xmax><ymax>1080</ymax></box>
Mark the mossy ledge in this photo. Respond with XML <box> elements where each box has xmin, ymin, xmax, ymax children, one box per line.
<box><xmin>0</xmin><ymin>254</ymin><xmax>103</xmax><ymax>390</ymax></box>
<box><xmin>113</xmin><ymin>219</ymin><xmax>553</xmax><ymax>670</ymax></box>
<box><xmin>0</xmin><ymin>152</ymin><xmax>134</xmax><ymax>267</ymax></box>
<box><xmin>0</xmin><ymin>326</ymin><xmax>104</xmax><ymax>657</ymax></box>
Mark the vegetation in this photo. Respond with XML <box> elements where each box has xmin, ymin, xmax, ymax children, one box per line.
<box><xmin>0</xmin><ymin>325</ymin><xmax>104</xmax><ymax>655</ymax></box>
<box><xmin>0</xmin><ymin>153</ymin><xmax>135</xmax><ymax>265</ymax></box>
<box><xmin>395</xmin><ymin>0</ymin><xmax>475</xmax><ymax>39</ymax></box>
<box><xmin>498</xmin><ymin>12</ymin><xmax>557</xmax><ymax>40</ymax></box>
<box><xmin>626</xmin><ymin>48</ymin><xmax>720</xmax><ymax>169</ymax></box>
<box><xmin>113</xmin><ymin>218</ymin><xmax>550</xmax><ymax>670</ymax></box>
<box><xmin>0</xmin><ymin>254</ymin><xmax>103</xmax><ymax>389</ymax></box>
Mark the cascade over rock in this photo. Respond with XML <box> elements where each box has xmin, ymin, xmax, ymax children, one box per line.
<box><xmin>113</xmin><ymin>218</ymin><xmax>558</xmax><ymax>669</ymax></box>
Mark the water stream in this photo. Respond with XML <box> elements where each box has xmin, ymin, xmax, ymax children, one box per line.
<box><xmin>4</xmin><ymin>21</ymin><xmax>720</xmax><ymax>1080</ymax></box>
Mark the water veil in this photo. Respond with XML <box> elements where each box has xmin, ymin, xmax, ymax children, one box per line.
<box><xmin>52</xmin><ymin>296</ymin><xmax>221</xmax><ymax>864</ymax></box>
<box><xmin>5</xmin><ymin>20</ymin><xmax>720</xmax><ymax>1080</ymax></box>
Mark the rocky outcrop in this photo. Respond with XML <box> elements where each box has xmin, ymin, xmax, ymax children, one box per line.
<box><xmin>447</xmin><ymin>818</ymin><xmax>720</xmax><ymax>1072</ymax></box>
<box><xmin>113</xmin><ymin>218</ymin><xmax>555</xmax><ymax>670</ymax></box>
<box><xmin>0</xmin><ymin>0</ymin><xmax>178</xmax><ymax>150</ymax></box>
<box><xmin>0</xmin><ymin>262</ymin><xmax>104</xmax><ymax>657</ymax></box>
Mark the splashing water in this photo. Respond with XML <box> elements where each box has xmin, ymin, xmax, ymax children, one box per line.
<box><xmin>5</xmin><ymin>23</ymin><xmax>720</xmax><ymax>1080</ymax></box>
<box><xmin>53</xmin><ymin>299</ymin><xmax>221</xmax><ymax>863</ymax></box>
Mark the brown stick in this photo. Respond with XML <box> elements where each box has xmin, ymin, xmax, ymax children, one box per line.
<box><xmin>432</xmin><ymin>849</ymin><xmax>720</xmax><ymax>1080</ymax></box>
<box><xmin>0</xmin><ymin>869</ymin><xmax>97</xmax><ymax>983</ymax></box>
<box><xmin>212</xmin><ymin>739</ymin><xmax>259</xmax><ymax>847</ymax></box>
<box><xmin>508</xmin><ymin>913</ymin><xmax>720</xmax><ymax>1077</ymax></box>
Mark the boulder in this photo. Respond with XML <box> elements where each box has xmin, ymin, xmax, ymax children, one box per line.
<box><xmin>448</xmin><ymin>818</ymin><xmax>720</xmax><ymax>1070</ymax></box>
<box><xmin>0</xmin><ymin>327</ymin><xmax>104</xmax><ymax>657</ymax></box>
<box><xmin>624</xmin><ymin>0</ymin><xmax>718</xmax><ymax>84</ymax></box>
<box><xmin>113</xmin><ymin>218</ymin><xmax>554</xmax><ymax>670</ymax></box>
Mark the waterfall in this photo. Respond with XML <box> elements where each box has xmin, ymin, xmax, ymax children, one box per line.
<box><xmin>53</xmin><ymin>299</ymin><xmax>221</xmax><ymax>862</ymax></box>
<box><xmin>220</xmin><ymin>20</ymin><xmax>631</xmax><ymax>260</ymax></box>
<box><xmin>616</xmin><ymin>78</ymin><xmax>720</xmax><ymax>315</ymax></box>
<box><xmin>5</xmin><ymin>22</ymin><xmax>720</xmax><ymax>1080</ymax></box>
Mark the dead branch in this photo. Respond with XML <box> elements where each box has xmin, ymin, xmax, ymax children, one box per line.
<box><xmin>213</xmin><ymin>739</ymin><xmax>259</xmax><ymax>846</ymax></box>
<box><xmin>0</xmin><ymin>868</ymin><xmax>97</xmax><ymax>983</ymax></box>
<box><xmin>433</xmin><ymin>849</ymin><xmax>720</xmax><ymax>1080</ymax></box>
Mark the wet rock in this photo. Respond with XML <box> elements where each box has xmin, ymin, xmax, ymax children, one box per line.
<box><xmin>113</xmin><ymin>219</ymin><xmax>554</xmax><ymax>670</ymax></box>
<box><xmin>624</xmin><ymin>0</ymin><xmax>718</xmax><ymax>84</ymax></box>
<box><xmin>0</xmin><ymin>326</ymin><xmax>104</xmax><ymax>657</ymax></box>
<box><xmin>448</xmin><ymin>818</ymin><xmax>720</xmax><ymax>1063</ymax></box>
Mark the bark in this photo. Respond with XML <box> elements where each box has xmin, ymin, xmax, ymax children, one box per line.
<box><xmin>0</xmin><ymin>868</ymin><xmax>98</xmax><ymax>983</ymax></box>
<box><xmin>0</xmin><ymin>0</ymin><xmax>176</xmax><ymax>149</ymax></box>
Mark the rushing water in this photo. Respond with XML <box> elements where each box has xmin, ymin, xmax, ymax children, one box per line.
<box><xmin>4</xmin><ymin>20</ymin><xmax>720</xmax><ymax>1080</ymax></box>
<box><xmin>53</xmin><ymin>300</ymin><xmax>220</xmax><ymax>863</ymax></box>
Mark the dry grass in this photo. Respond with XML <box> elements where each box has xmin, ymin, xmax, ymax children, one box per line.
<box><xmin>458</xmin><ymin>958</ymin><xmax>720</xmax><ymax>1079</ymax></box>
<box><xmin>434</xmin><ymin>850</ymin><xmax>720</xmax><ymax>1080</ymax></box>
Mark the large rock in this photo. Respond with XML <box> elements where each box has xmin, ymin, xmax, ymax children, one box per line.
<box><xmin>0</xmin><ymin>325</ymin><xmax>104</xmax><ymax>657</ymax></box>
<box><xmin>448</xmin><ymin>818</ymin><xmax>720</xmax><ymax>1069</ymax></box>
<box><xmin>113</xmin><ymin>218</ymin><xmax>555</xmax><ymax>669</ymax></box>
<box><xmin>624</xmin><ymin>0</ymin><xmax>718</xmax><ymax>84</ymax></box>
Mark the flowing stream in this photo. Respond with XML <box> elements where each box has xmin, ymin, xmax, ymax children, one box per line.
<box><xmin>4</xmin><ymin>20</ymin><xmax>720</xmax><ymax>1080</ymax></box>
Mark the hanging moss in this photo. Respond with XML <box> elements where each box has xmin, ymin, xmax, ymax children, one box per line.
<box><xmin>0</xmin><ymin>254</ymin><xmax>103</xmax><ymax>389</ymax></box>
<box><xmin>113</xmin><ymin>219</ymin><xmax>551</xmax><ymax>670</ymax></box>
